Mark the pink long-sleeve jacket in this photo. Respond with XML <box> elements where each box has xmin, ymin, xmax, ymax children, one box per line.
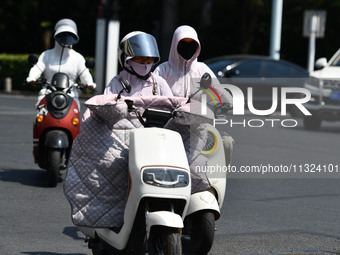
<box><xmin>104</xmin><ymin>70</ymin><xmax>173</xmax><ymax>97</ymax></box>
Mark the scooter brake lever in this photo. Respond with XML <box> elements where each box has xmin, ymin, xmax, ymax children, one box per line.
<box><xmin>124</xmin><ymin>100</ymin><xmax>134</xmax><ymax>111</ymax></box>
<box><xmin>124</xmin><ymin>100</ymin><xmax>147</xmax><ymax>126</ymax></box>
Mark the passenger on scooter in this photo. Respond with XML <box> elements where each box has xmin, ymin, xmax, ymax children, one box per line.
<box><xmin>104</xmin><ymin>31</ymin><xmax>173</xmax><ymax>97</ymax></box>
<box><xmin>154</xmin><ymin>25</ymin><xmax>235</xmax><ymax>165</ymax></box>
<box><xmin>26</xmin><ymin>18</ymin><xmax>96</xmax><ymax>109</ymax></box>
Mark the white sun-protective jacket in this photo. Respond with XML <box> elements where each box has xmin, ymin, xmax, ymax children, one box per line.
<box><xmin>154</xmin><ymin>25</ymin><xmax>232</xmax><ymax>106</ymax></box>
<box><xmin>27</xmin><ymin>42</ymin><xmax>96</xmax><ymax>108</ymax></box>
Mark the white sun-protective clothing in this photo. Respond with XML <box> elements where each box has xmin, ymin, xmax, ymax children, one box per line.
<box><xmin>104</xmin><ymin>31</ymin><xmax>173</xmax><ymax>97</ymax></box>
<box><xmin>154</xmin><ymin>25</ymin><xmax>232</xmax><ymax>105</ymax></box>
<box><xmin>27</xmin><ymin>21</ymin><xmax>95</xmax><ymax>109</ymax></box>
<box><xmin>27</xmin><ymin>42</ymin><xmax>95</xmax><ymax>108</ymax></box>
<box><xmin>154</xmin><ymin>25</ymin><xmax>235</xmax><ymax>165</ymax></box>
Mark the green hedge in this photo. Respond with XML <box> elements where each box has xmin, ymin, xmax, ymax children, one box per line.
<box><xmin>0</xmin><ymin>54</ymin><xmax>37</xmax><ymax>92</ymax></box>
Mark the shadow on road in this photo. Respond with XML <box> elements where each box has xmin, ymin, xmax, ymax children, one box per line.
<box><xmin>63</xmin><ymin>226</ymin><xmax>85</xmax><ymax>241</ymax></box>
<box><xmin>0</xmin><ymin>168</ymin><xmax>62</xmax><ymax>187</ymax></box>
<box><xmin>21</xmin><ymin>252</ymin><xmax>86</xmax><ymax>255</ymax></box>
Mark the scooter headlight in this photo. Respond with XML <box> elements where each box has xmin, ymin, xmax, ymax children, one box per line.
<box><xmin>51</xmin><ymin>93</ymin><xmax>68</xmax><ymax>109</ymax></box>
<box><xmin>142</xmin><ymin>167</ymin><xmax>189</xmax><ymax>188</ymax></box>
<box><xmin>201</xmin><ymin>130</ymin><xmax>218</xmax><ymax>155</ymax></box>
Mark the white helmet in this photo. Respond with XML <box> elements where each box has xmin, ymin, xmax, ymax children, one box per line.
<box><xmin>54</xmin><ymin>19</ymin><xmax>79</xmax><ymax>47</ymax></box>
<box><xmin>118</xmin><ymin>31</ymin><xmax>160</xmax><ymax>70</ymax></box>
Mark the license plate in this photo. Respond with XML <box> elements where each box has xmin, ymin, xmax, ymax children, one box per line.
<box><xmin>330</xmin><ymin>90</ymin><xmax>340</xmax><ymax>101</ymax></box>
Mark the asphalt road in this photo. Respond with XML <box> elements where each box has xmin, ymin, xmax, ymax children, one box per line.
<box><xmin>1</xmin><ymin>93</ymin><xmax>340</xmax><ymax>255</ymax></box>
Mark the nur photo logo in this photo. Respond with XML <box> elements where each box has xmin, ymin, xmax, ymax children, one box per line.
<box><xmin>198</xmin><ymin>78</ymin><xmax>312</xmax><ymax>128</ymax></box>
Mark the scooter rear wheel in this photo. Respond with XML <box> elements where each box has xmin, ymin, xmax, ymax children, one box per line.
<box><xmin>149</xmin><ymin>226</ymin><xmax>182</xmax><ymax>255</ymax></box>
<box><xmin>47</xmin><ymin>149</ymin><xmax>61</xmax><ymax>187</ymax></box>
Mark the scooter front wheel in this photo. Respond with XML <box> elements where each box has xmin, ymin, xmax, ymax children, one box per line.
<box><xmin>91</xmin><ymin>247</ymin><xmax>110</xmax><ymax>255</ymax></box>
<box><xmin>92</xmin><ymin>247</ymin><xmax>109</xmax><ymax>255</ymax></box>
<box><xmin>47</xmin><ymin>149</ymin><xmax>61</xmax><ymax>187</ymax></box>
<box><xmin>149</xmin><ymin>226</ymin><xmax>182</xmax><ymax>255</ymax></box>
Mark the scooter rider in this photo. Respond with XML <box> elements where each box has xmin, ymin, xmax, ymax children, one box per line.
<box><xmin>154</xmin><ymin>25</ymin><xmax>235</xmax><ymax>165</ymax></box>
<box><xmin>104</xmin><ymin>31</ymin><xmax>173</xmax><ymax>97</ymax></box>
<box><xmin>26</xmin><ymin>18</ymin><xmax>96</xmax><ymax>109</ymax></box>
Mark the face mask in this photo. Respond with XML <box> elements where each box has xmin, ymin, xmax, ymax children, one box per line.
<box><xmin>177</xmin><ymin>40</ymin><xmax>198</xmax><ymax>60</ymax></box>
<box><xmin>128</xmin><ymin>60</ymin><xmax>153</xmax><ymax>77</ymax></box>
<box><xmin>55</xmin><ymin>32</ymin><xmax>78</xmax><ymax>48</ymax></box>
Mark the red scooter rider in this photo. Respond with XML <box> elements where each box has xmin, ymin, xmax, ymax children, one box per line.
<box><xmin>26</xmin><ymin>19</ymin><xmax>95</xmax><ymax>187</ymax></box>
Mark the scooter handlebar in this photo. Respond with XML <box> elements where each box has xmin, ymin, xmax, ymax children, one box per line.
<box><xmin>23</xmin><ymin>79</ymin><xmax>47</xmax><ymax>87</ymax></box>
<box><xmin>125</xmin><ymin>100</ymin><xmax>175</xmax><ymax>128</ymax></box>
<box><xmin>76</xmin><ymin>83</ymin><xmax>96</xmax><ymax>93</ymax></box>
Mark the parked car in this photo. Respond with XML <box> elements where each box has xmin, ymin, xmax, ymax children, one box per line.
<box><xmin>303</xmin><ymin>48</ymin><xmax>340</xmax><ymax>130</ymax></box>
<box><xmin>204</xmin><ymin>55</ymin><xmax>309</xmax><ymax>113</ymax></box>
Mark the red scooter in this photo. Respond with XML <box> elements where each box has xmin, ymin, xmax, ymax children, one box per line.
<box><xmin>28</xmin><ymin>54</ymin><xmax>94</xmax><ymax>187</ymax></box>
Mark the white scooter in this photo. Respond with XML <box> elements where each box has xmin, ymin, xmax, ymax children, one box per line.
<box><xmin>78</xmin><ymin>80</ymin><xmax>192</xmax><ymax>255</ymax></box>
<box><xmin>77</xmin><ymin>74</ymin><xmax>229</xmax><ymax>255</ymax></box>
<box><xmin>81</xmin><ymin>128</ymin><xmax>191</xmax><ymax>254</ymax></box>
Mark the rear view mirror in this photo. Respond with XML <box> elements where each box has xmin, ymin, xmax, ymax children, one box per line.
<box><xmin>200</xmin><ymin>73</ymin><xmax>212</xmax><ymax>89</ymax></box>
<box><xmin>85</xmin><ymin>58</ymin><xmax>95</xmax><ymax>69</ymax></box>
<box><xmin>186</xmin><ymin>72</ymin><xmax>211</xmax><ymax>104</ymax></box>
<box><xmin>28</xmin><ymin>54</ymin><xmax>38</xmax><ymax>66</ymax></box>
<box><xmin>119</xmin><ymin>77</ymin><xmax>131</xmax><ymax>93</ymax></box>
<box><xmin>117</xmin><ymin>77</ymin><xmax>131</xmax><ymax>99</ymax></box>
